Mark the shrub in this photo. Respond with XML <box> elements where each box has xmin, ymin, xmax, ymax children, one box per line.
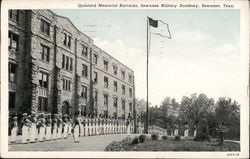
<box><xmin>193</xmin><ymin>133</ymin><xmax>210</xmax><ymax>141</ymax></box>
<box><xmin>174</xmin><ymin>135</ymin><xmax>181</xmax><ymax>141</ymax></box>
<box><xmin>162</xmin><ymin>135</ymin><xmax>168</xmax><ymax>140</ymax></box>
<box><xmin>151</xmin><ymin>133</ymin><xmax>159</xmax><ymax>140</ymax></box>
<box><xmin>139</xmin><ymin>134</ymin><xmax>147</xmax><ymax>143</ymax></box>
<box><xmin>105</xmin><ymin>137</ymin><xmax>133</xmax><ymax>151</ymax></box>
<box><xmin>131</xmin><ymin>137</ymin><xmax>139</xmax><ymax>145</ymax></box>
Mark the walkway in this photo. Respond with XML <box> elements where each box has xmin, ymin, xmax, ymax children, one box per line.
<box><xmin>9</xmin><ymin>134</ymin><xmax>138</xmax><ymax>151</ymax></box>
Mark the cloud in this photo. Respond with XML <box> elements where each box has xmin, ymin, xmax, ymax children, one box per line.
<box><xmin>174</xmin><ymin>30</ymin><xmax>212</xmax><ymax>42</ymax></box>
<box><xmin>93</xmin><ymin>36</ymin><xmax>241</xmax><ymax>105</ymax></box>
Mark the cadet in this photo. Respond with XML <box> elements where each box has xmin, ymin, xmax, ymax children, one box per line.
<box><xmin>68</xmin><ymin>116</ymin><xmax>73</xmax><ymax>136</ymax></box>
<box><xmin>81</xmin><ymin>116</ymin><xmax>86</xmax><ymax>136</ymax></box>
<box><xmin>73</xmin><ymin>114</ymin><xmax>81</xmax><ymax>143</ymax></box>
<box><xmin>52</xmin><ymin>114</ymin><xmax>58</xmax><ymax>140</ymax></box>
<box><xmin>96</xmin><ymin>115</ymin><xmax>100</xmax><ymax>135</ymax></box>
<box><xmin>62</xmin><ymin>114</ymin><xmax>69</xmax><ymax>139</ymax></box>
<box><xmin>10</xmin><ymin>116</ymin><xmax>18</xmax><ymax>144</ymax></box>
<box><xmin>100</xmin><ymin>115</ymin><xmax>104</xmax><ymax>135</ymax></box>
<box><xmin>30</xmin><ymin>113</ymin><xmax>38</xmax><ymax>143</ymax></box>
<box><xmin>38</xmin><ymin>113</ymin><xmax>46</xmax><ymax>142</ymax></box>
<box><xmin>79</xmin><ymin>116</ymin><xmax>84</xmax><ymax>137</ymax></box>
<box><xmin>57</xmin><ymin>115</ymin><xmax>63</xmax><ymax>139</ymax></box>
<box><xmin>45</xmin><ymin>114</ymin><xmax>52</xmax><ymax>141</ymax></box>
<box><xmin>20</xmin><ymin>113</ymin><xmax>31</xmax><ymax>144</ymax></box>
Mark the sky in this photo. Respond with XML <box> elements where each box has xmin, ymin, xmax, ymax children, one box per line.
<box><xmin>52</xmin><ymin>9</ymin><xmax>240</xmax><ymax>105</ymax></box>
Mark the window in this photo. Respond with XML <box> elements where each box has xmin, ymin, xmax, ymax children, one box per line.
<box><xmin>38</xmin><ymin>97</ymin><xmax>48</xmax><ymax>112</ymax></box>
<box><xmin>113</xmin><ymin>97</ymin><xmax>118</xmax><ymax>107</ymax></box>
<box><xmin>129</xmin><ymin>88</ymin><xmax>132</xmax><ymax>98</ymax></box>
<box><xmin>93</xmin><ymin>53</ymin><xmax>98</xmax><ymax>65</ymax></box>
<box><xmin>82</xmin><ymin>44</ymin><xmax>88</xmax><ymax>57</ymax></box>
<box><xmin>81</xmin><ymin>105</ymin><xmax>87</xmax><ymax>116</ymax></box>
<box><xmin>122</xmin><ymin>100</ymin><xmax>126</xmax><ymax>110</ymax></box>
<box><xmin>9</xmin><ymin>10</ymin><xmax>19</xmax><ymax>22</ymax></box>
<box><xmin>94</xmin><ymin>90</ymin><xmax>98</xmax><ymax>103</ymax></box>
<box><xmin>8</xmin><ymin>32</ymin><xmax>19</xmax><ymax>51</ymax></box>
<box><xmin>62</xmin><ymin>54</ymin><xmax>73</xmax><ymax>71</ymax></box>
<box><xmin>103</xmin><ymin>110</ymin><xmax>108</xmax><ymax>117</ymax></box>
<box><xmin>129</xmin><ymin>102</ymin><xmax>133</xmax><ymax>112</ymax></box>
<box><xmin>9</xmin><ymin>92</ymin><xmax>16</xmax><ymax>109</ymax></box>
<box><xmin>122</xmin><ymin>85</ymin><xmax>125</xmax><ymax>95</ymax></box>
<box><xmin>39</xmin><ymin>72</ymin><xmax>48</xmax><ymax>88</ymax></box>
<box><xmin>103</xmin><ymin>60</ymin><xmax>108</xmax><ymax>70</ymax></box>
<box><xmin>104</xmin><ymin>76</ymin><xmax>108</xmax><ymax>88</ymax></box>
<box><xmin>81</xmin><ymin>85</ymin><xmax>88</xmax><ymax>99</ymax></box>
<box><xmin>63</xmin><ymin>32</ymin><xmax>71</xmax><ymax>48</ymax></box>
<box><xmin>40</xmin><ymin>19</ymin><xmax>50</xmax><ymax>35</ymax></box>
<box><xmin>113</xmin><ymin>81</ymin><xmax>117</xmax><ymax>92</ymax></box>
<box><xmin>62</xmin><ymin>54</ymin><xmax>65</xmax><ymax>68</ymax></box>
<box><xmin>104</xmin><ymin>94</ymin><xmax>108</xmax><ymax>106</ymax></box>
<box><xmin>66</xmin><ymin>56</ymin><xmax>69</xmax><ymax>70</ymax></box>
<box><xmin>41</xmin><ymin>44</ymin><xmax>50</xmax><ymax>62</ymax></box>
<box><xmin>94</xmin><ymin>71</ymin><xmax>98</xmax><ymax>83</ymax></box>
<box><xmin>113</xmin><ymin>65</ymin><xmax>117</xmax><ymax>75</ymax></box>
<box><xmin>70</xmin><ymin>58</ymin><xmax>73</xmax><ymax>71</ymax></box>
<box><xmin>129</xmin><ymin>75</ymin><xmax>132</xmax><ymax>83</ymax></box>
<box><xmin>9</xmin><ymin>63</ymin><xmax>17</xmax><ymax>82</ymax></box>
<box><xmin>82</xmin><ymin>64</ymin><xmax>88</xmax><ymax>77</ymax></box>
<box><xmin>63</xmin><ymin>33</ymin><xmax>67</xmax><ymax>45</ymax></box>
<box><xmin>121</xmin><ymin>70</ymin><xmax>125</xmax><ymax>80</ymax></box>
<box><xmin>63</xmin><ymin>78</ymin><xmax>71</xmax><ymax>91</ymax></box>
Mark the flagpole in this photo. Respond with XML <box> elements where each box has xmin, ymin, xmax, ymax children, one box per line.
<box><xmin>145</xmin><ymin>17</ymin><xmax>149</xmax><ymax>134</ymax></box>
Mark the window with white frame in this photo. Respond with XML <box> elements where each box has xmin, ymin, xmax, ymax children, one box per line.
<box><xmin>39</xmin><ymin>71</ymin><xmax>48</xmax><ymax>89</ymax></box>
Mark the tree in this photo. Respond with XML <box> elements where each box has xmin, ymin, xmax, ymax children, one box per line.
<box><xmin>135</xmin><ymin>98</ymin><xmax>146</xmax><ymax>122</ymax></box>
<box><xmin>215</xmin><ymin>97</ymin><xmax>240</xmax><ymax>140</ymax></box>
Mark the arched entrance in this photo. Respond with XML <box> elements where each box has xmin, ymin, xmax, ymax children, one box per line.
<box><xmin>62</xmin><ymin>101</ymin><xmax>72</xmax><ymax>116</ymax></box>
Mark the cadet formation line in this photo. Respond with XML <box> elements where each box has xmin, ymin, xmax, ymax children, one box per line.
<box><xmin>9</xmin><ymin>113</ymin><xmax>144</xmax><ymax>144</ymax></box>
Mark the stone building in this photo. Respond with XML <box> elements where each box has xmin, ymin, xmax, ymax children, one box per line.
<box><xmin>8</xmin><ymin>9</ymin><xmax>135</xmax><ymax>119</ymax></box>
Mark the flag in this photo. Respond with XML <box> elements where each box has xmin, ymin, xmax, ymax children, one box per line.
<box><xmin>148</xmin><ymin>17</ymin><xmax>158</xmax><ymax>28</ymax></box>
<box><xmin>148</xmin><ymin>17</ymin><xmax>171</xmax><ymax>39</ymax></box>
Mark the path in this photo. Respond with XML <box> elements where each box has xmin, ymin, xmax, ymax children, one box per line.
<box><xmin>9</xmin><ymin>134</ymin><xmax>138</xmax><ymax>151</ymax></box>
<box><xmin>225</xmin><ymin>140</ymin><xmax>240</xmax><ymax>144</ymax></box>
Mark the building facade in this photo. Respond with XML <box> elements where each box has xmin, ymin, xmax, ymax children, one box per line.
<box><xmin>8</xmin><ymin>9</ymin><xmax>135</xmax><ymax>119</ymax></box>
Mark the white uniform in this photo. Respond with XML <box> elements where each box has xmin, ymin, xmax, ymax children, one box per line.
<box><xmin>30</xmin><ymin>120</ymin><xmax>37</xmax><ymax>142</ymax></box>
<box><xmin>52</xmin><ymin>118</ymin><xmax>58</xmax><ymax>140</ymax></box>
<box><xmin>73</xmin><ymin>117</ymin><xmax>80</xmax><ymax>142</ymax></box>
<box><xmin>45</xmin><ymin>118</ymin><xmax>52</xmax><ymax>140</ymax></box>
<box><xmin>21</xmin><ymin>117</ymin><xmax>30</xmax><ymax>144</ymax></box>
<box><xmin>10</xmin><ymin>120</ymin><xmax>18</xmax><ymax>143</ymax></box>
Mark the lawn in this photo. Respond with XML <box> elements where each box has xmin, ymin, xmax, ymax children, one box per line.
<box><xmin>105</xmin><ymin>137</ymin><xmax>240</xmax><ymax>151</ymax></box>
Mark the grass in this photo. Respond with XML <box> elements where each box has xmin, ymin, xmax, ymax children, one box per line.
<box><xmin>115</xmin><ymin>139</ymin><xmax>240</xmax><ymax>151</ymax></box>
